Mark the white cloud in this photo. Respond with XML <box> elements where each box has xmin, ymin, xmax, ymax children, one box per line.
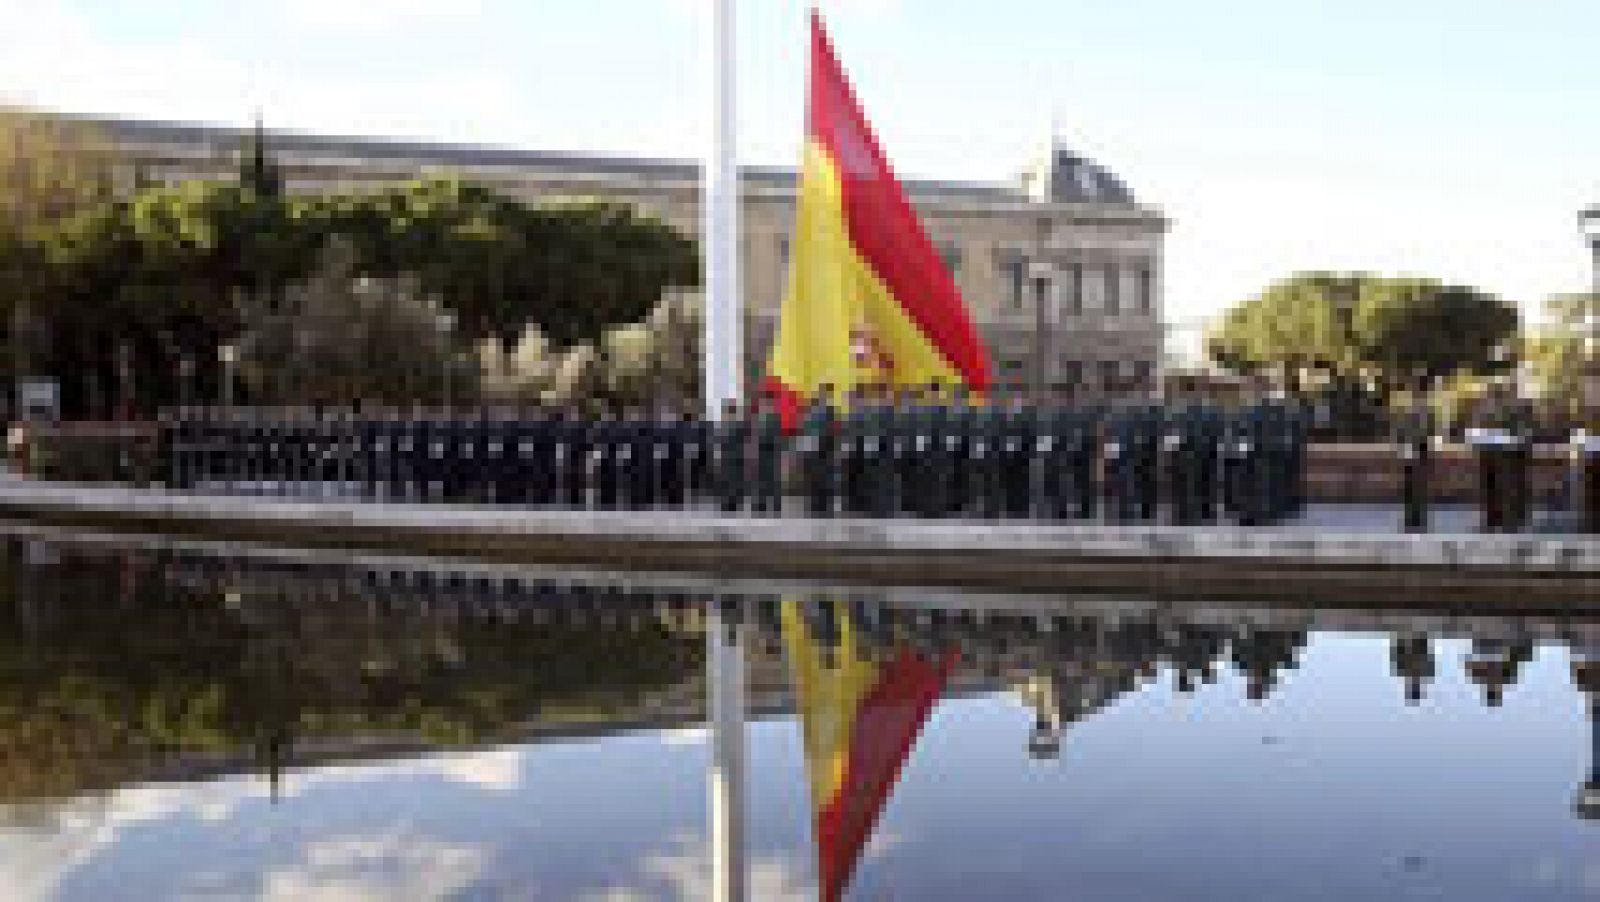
<box><xmin>581</xmin><ymin>833</ymin><xmax>813</xmax><ymax>902</ymax></box>
<box><xmin>0</xmin><ymin>745</ymin><xmax>528</xmax><ymax>900</ymax></box>
<box><xmin>258</xmin><ymin>832</ymin><xmax>489</xmax><ymax>902</ymax></box>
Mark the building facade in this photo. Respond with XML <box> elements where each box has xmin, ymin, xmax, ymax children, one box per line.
<box><xmin>98</xmin><ymin>117</ymin><xmax>1168</xmax><ymax>398</ymax></box>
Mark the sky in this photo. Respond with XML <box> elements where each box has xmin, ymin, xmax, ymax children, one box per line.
<box><xmin>1</xmin><ymin>0</ymin><xmax>1595</xmax><ymax>354</ymax></box>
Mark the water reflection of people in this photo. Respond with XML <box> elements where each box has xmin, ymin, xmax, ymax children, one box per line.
<box><xmin>1390</xmin><ymin>631</ymin><xmax>1436</xmax><ymax>705</ymax></box>
<box><xmin>1465</xmin><ymin>636</ymin><xmax>1535</xmax><ymax>707</ymax></box>
<box><xmin>1573</xmin><ymin>638</ymin><xmax>1599</xmax><ymax>820</ymax></box>
<box><xmin>781</xmin><ymin>598</ymin><xmax>954</xmax><ymax>902</ymax></box>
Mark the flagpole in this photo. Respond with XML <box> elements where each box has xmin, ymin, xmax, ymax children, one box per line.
<box><xmin>706</xmin><ymin>3</ymin><xmax>746</xmax><ymax>898</ymax></box>
<box><xmin>704</xmin><ymin>0</ymin><xmax>741</xmax><ymax>421</ymax></box>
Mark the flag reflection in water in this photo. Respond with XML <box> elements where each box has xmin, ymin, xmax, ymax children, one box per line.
<box><xmin>781</xmin><ymin>599</ymin><xmax>955</xmax><ymax>902</ymax></box>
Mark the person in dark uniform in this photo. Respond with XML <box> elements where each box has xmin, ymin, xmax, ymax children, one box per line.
<box><xmin>560</xmin><ymin>406</ymin><xmax>588</xmax><ymax>508</ymax></box>
<box><xmin>922</xmin><ymin>381</ymin><xmax>951</xmax><ymax>517</ymax></box>
<box><xmin>593</xmin><ymin>408</ymin><xmax>620</xmax><ymax>509</ymax></box>
<box><xmin>661</xmin><ymin>408</ymin><xmax>691</xmax><ymax>509</ymax></box>
<box><xmin>800</xmin><ymin>386</ymin><xmax>837</xmax><ymax>517</ymax></box>
<box><xmin>684</xmin><ymin>407</ymin><xmax>710</xmax><ymax>506</ymax></box>
<box><xmin>752</xmin><ymin>393</ymin><xmax>785</xmax><ymax>515</ymax></box>
<box><xmin>620</xmin><ymin>406</ymin><xmax>652</xmax><ymax>511</ymax></box>
<box><xmin>1001</xmin><ymin>386</ymin><xmax>1036</xmax><ymax>518</ymax></box>
<box><xmin>714</xmin><ymin>399</ymin><xmax>750</xmax><ymax>513</ymax></box>
<box><xmin>969</xmin><ymin>387</ymin><xmax>1002</xmax><ymax>518</ymax></box>
<box><xmin>1072</xmin><ymin>402</ymin><xmax>1103</xmax><ymax>520</ymax></box>
<box><xmin>507</xmin><ymin>406</ymin><xmax>539</xmax><ymax>506</ymax></box>
<box><xmin>888</xmin><ymin>387</ymin><xmax>920</xmax><ymax>516</ymax></box>
<box><xmin>945</xmin><ymin>385</ymin><xmax>974</xmax><ymax>516</ymax></box>
<box><xmin>859</xmin><ymin>384</ymin><xmax>890</xmax><ymax>517</ymax></box>
<box><xmin>836</xmin><ymin>386</ymin><xmax>863</xmax><ymax>514</ymax></box>
<box><xmin>391</xmin><ymin>407</ymin><xmax>417</xmax><ymax>501</ymax></box>
<box><xmin>1039</xmin><ymin>387</ymin><xmax>1074</xmax><ymax>520</ymax></box>
<box><xmin>354</xmin><ymin>408</ymin><xmax>381</xmax><ymax>500</ymax></box>
<box><xmin>1132</xmin><ymin>404</ymin><xmax>1162</xmax><ymax>521</ymax></box>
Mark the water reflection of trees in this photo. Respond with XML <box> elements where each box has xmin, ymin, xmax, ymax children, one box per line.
<box><xmin>1</xmin><ymin>540</ymin><xmax>1596</xmax><ymax>817</ymax></box>
<box><xmin>0</xmin><ymin>547</ymin><xmax>703</xmax><ymax>801</ymax></box>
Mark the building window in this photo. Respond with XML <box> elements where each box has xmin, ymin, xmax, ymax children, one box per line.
<box><xmin>1103</xmin><ymin>264</ymin><xmax>1120</xmax><ymax>316</ymax></box>
<box><xmin>1136</xmin><ymin>267</ymin><xmax>1153</xmax><ymax>314</ymax></box>
<box><xmin>1000</xmin><ymin>358</ymin><xmax>1025</xmax><ymax>378</ymax></box>
<box><xmin>778</xmin><ymin>236</ymin><xmax>791</xmax><ymax>272</ymax></box>
<box><xmin>1006</xmin><ymin>257</ymin><xmax>1025</xmax><ymax>310</ymax></box>
<box><xmin>1133</xmin><ymin>360</ymin><xmax>1155</xmax><ymax>387</ymax></box>
<box><xmin>1061</xmin><ymin>359</ymin><xmax>1084</xmax><ymax>388</ymax></box>
<box><xmin>1098</xmin><ymin>360</ymin><xmax>1121</xmax><ymax>389</ymax></box>
<box><xmin>1066</xmin><ymin>264</ymin><xmax>1083</xmax><ymax>315</ymax></box>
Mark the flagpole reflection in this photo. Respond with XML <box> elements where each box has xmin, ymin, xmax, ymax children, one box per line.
<box><xmin>708</xmin><ymin>597</ymin><xmax>748</xmax><ymax>902</ymax></box>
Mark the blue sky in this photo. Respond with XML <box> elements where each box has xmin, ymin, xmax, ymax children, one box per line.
<box><xmin>2</xmin><ymin>0</ymin><xmax>1595</xmax><ymax>352</ymax></box>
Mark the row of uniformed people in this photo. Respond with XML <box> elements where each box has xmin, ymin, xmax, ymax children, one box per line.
<box><xmin>157</xmin><ymin>391</ymin><xmax>1309</xmax><ymax>524</ymax></box>
<box><xmin>732</xmin><ymin>383</ymin><xmax>1308</xmax><ymax>525</ymax></box>
<box><xmin>159</xmin><ymin>406</ymin><xmax>716</xmax><ymax>509</ymax></box>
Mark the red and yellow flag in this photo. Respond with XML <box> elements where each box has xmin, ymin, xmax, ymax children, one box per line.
<box><xmin>782</xmin><ymin>600</ymin><xmax>954</xmax><ymax>901</ymax></box>
<box><xmin>763</xmin><ymin>11</ymin><xmax>992</xmax><ymax>423</ymax></box>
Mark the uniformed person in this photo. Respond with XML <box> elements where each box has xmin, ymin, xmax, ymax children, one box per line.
<box><xmin>921</xmin><ymin>381</ymin><xmax>951</xmax><ymax>517</ymax></box>
<box><xmin>593</xmin><ymin>407</ymin><xmax>621</xmax><ymax>509</ymax></box>
<box><xmin>634</xmin><ymin>407</ymin><xmax>662</xmax><ymax>509</ymax></box>
<box><xmin>714</xmin><ymin>399</ymin><xmax>750</xmax><ymax>513</ymax></box>
<box><xmin>970</xmin><ymin>387</ymin><xmax>1004</xmax><ymax>518</ymax></box>
<box><xmin>1039</xmin><ymin>387</ymin><xmax>1075</xmax><ymax>520</ymax></box>
<box><xmin>661</xmin><ymin>409</ymin><xmax>692</xmax><ymax>509</ymax></box>
<box><xmin>684</xmin><ymin>408</ymin><xmax>710</xmax><ymax>506</ymax></box>
<box><xmin>1103</xmin><ymin>404</ymin><xmax>1136</xmax><ymax>522</ymax></box>
<box><xmin>562</xmin><ymin>406</ymin><xmax>591</xmax><ymax>508</ymax></box>
<box><xmin>752</xmin><ymin>394</ymin><xmax>785</xmax><ymax>515</ymax></box>
<box><xmin>1395</xmin><ymin>401</ymin><xmax>1434</xmax><ymax>532</ymax></box>
<box><xmin>800</xmin><ymin>386</ymin><xmax>837</xmax><ymax>516</ymax></box>
<box><xmin>837</xmin><ymin>387</ymin><xmax>866</xmax><ymax>514</ymax></box>
<box><xmin>1132</xmin><ymin>404</ymin><xmax>1162</xmax><ymax>521</ymax></box>
<box><xmin>945</xmin><ymin>385</ymin><xmax>975</xmax><ymax>516</ymax></box>
<box><xmin>1000</xmin><ymin>387</ymin><xmax>1036</xmax><ymax>518</ymax></box>
<box><xmin>893</xmin><ymin>386</ymin><xmax>922</xmax><ymax>517</ymax></box>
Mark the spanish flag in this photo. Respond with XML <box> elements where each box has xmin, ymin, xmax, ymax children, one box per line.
<box><xmin>763</xmin><ymin>11</ymin><xmax>992</xmax><ymax>423</ymax></box>
<box><xmin>782</xmin><ymin>600</ymin><xmax>955</xmax><ymax>901</ymax></box>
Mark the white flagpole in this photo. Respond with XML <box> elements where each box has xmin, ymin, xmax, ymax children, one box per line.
<box><xmin>706</xmin><ymin>5</ymin><xmax>746</xmax><ymax>900</ymax></box>
<box><xmin>704</xmin><ymin>0</ymin><xmax>742</xmax><ymax>422</ymax></box>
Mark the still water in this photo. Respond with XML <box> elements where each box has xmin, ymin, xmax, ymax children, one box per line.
<box><xmin>0</xmin><ymin>530</ymin><xmax>1593</xmax><ymax>901</ymax></box>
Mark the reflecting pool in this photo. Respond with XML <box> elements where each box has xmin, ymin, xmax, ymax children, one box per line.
<box><xmin>0</xmin><ymin>530</ymin><xmax>1594</xmax><ymax>900</ymax></box>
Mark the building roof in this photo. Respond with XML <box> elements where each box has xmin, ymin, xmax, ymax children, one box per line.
<box><xmin>83</xmin><ymin>114</ymin><xmax>1142</xmax><ymax>207</ymax></box>
<box><xmin>1018</xmin><ymin>141</ymin><xmax>1137</xmax><ymax>205</ymax></box>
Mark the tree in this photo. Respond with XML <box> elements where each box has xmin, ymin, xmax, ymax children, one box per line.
<box><xmin>0</xmin><ymin>110</ymin><xmax>118</xmax><ymax>392</ymax></box>
<box><xmin>0</xmin><ymin>109</ymin><xmax>699</xmax><ymax>416</ymax></box>
<box><xmin>1523</xmin><ymin>292</ymin><xmax>1598</xmax><ymax>423</ymax></box>
<box><xmin>0</xmin><ymin>109</ymin><xmax>116</xmax><ymax>241</ymax></box>
<box><xmin>235</xmin><ymin>240</ymin><xmax>477</xmax><ymax>406</ymax></box>
<box><xmin>1208</xmin><ymin>272</ymin><xmax>1519</xmax><ymax>400</ymax></box>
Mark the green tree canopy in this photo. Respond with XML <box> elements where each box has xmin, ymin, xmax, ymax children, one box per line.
<box><xmin>4</xmin><ymin>151</ymin><xmax>699</xmax><ymax>414</ymax></box>
<box><xmin>1208</xmin><ymin>272</ymin><xmax>1520</xmax><ymax>392</ymax></box>
<box><xmin>1523</xmin><ymin>291</ymin><xmax>1597</xmax><ymax>421</ymax></box>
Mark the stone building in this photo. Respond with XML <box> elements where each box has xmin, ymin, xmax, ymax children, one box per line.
<box><xmin>95</xmin><ymin>117</ymin><xmax>1168</xmax><ymax>398</ymax></box>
